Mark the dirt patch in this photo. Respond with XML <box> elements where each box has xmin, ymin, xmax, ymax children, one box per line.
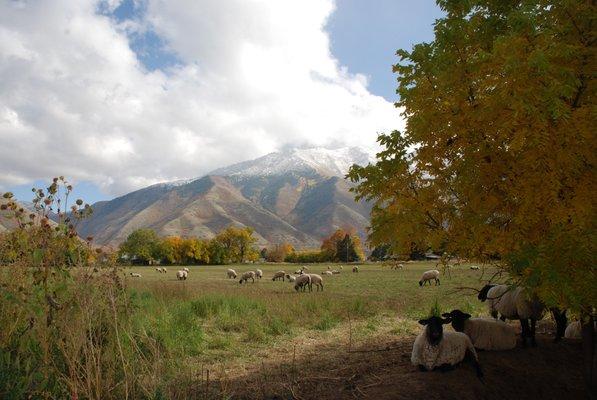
<box><xmin>212</xmin><ymin>334</ymin><xmax>587</xmax><ymax>400</ymax></box>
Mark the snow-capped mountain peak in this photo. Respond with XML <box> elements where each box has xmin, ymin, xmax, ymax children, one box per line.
<box><xmin>209</xmin><ymin>146</ymin><xmax>374</xmax><ymax>179</ymax></box>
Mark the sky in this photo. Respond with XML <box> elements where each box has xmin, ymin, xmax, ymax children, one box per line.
<box><xmin>1</xmin><ymin>0</ymin><xmax>443</xmax><ymax>204</ymax></box>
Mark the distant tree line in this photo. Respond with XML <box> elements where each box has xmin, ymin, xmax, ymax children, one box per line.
<box><xmin>262</xmin><ymin>228</ymin><xmax>365</xmax><ymax>263</ymax></box>
<box><xmin>118</xmin><ymin>226</ymin><xmax>258</xmax><ymax>265</ymax></box>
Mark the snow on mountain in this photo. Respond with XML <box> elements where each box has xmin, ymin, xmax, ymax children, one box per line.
<box><xmin>209</xmin><ymin>147</ymin><xmax>374</xmax><ymax>179</ymax></box>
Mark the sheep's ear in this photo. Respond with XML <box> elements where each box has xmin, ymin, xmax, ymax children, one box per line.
<box><xmin>418</xmin><ymin>318</ymin><xmax>429</xmax><ymax>325</ymax></box>
<box><xmin>441</xmin><ymin>317</ymin><xmax>452</xmax><ymax>324</ymax></box>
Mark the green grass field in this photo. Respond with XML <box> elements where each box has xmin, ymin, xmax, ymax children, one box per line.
<box><xmin>123</xmin><ymin>261</ymin><xmax>496</xmax><ymax>370</ymax></box>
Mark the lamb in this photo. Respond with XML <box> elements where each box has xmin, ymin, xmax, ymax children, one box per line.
<box><xmin>286</xmin><ymin>274</ymin><xmax>296</xmax><ymax>282</ymax></box>
<box><xmin>565</xmin><ymin>321</ymin><xmax>582</xmax><ymax>339</ymax></box>
<box><xmin>227</xmin><ymin>269</ymin><xmax>237</xmax><ymax>279</ymax></box>
<box><xmin>442</xmin><ymin>309</ymin><xmax>516</xmax><ymax>350</ymax></box>
<box><xmin>478</xmin><ymin>284</ymin><xmax>545</xmax><ymax>346</ymax></box>
<box><xmin>272</xmin><ymin>271</ymin><xmax>286</xmax><ymax>281</ymax></box>
<box><xmin>419</xmin><ymin>270</ymin><xmax>440</xmax><ymax>286</ymax></box>
<box><xmin>411</xmin><ymin>315</ymin><xmax>483</xmax><ymax>378</ymax></box>
<box><xmin>322</xmin><ymin>270</ymin><xmax>333</xmax><ymax>276</ymax></box>
<box><xmin>255</xmin><ymin>269</ymin><xmax>263</xmax><ymax>279</ymax></box>
<box><xmin>130</xmin><ymin>272</ymin><xmax>142</xmax><ymax>278</ymax></box>
<box><xmin>307</xmin><ymin>274</ymin><xmax>324</xmax><ymax>292</ymax></box>
<box><xmin>352</xmin><ymin>266</ymin><xmax>359</xmax><ymax>273</ymax></box>
<box><xmin>176</xmin><ymin>270</ymin><xmax>187</xmax><ymax>280</ymax></box>
<box><xmin>294</xmin><ymin>274</ymin><xmax>311</xmax><ymax>292</ymax></box>
<box><xmin>239</xmin><ymin>271</ymin><xmax>256</xmax><ymax>284</ymax></box>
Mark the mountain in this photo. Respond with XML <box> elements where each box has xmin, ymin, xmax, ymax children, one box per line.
<box><xmin>76</xmin><ymin>147</ymin><xmax>374</xmax><ymax>248</ymax></box>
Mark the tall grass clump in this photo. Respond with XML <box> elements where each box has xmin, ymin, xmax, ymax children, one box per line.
<box><xmin>0</xmin><ymin>179</ymin><xmax>170</xmax><ymax>399</ymax></box>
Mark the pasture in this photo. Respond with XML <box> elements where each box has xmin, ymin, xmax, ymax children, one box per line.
<box><xmin>124</xmin><ymin>261</ymin><xmax>492</xmax><ymax>363</ymax></box>
<box><xmin>119</xmin><ymin>261</ymin><xmax>585</xmax><ymax>399</ymax></box>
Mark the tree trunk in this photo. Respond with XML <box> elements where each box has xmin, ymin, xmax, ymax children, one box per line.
<box><xmin>581</xmin><ymin>313</ymin><xmax>596</xmax><ymax>399</ymax></box>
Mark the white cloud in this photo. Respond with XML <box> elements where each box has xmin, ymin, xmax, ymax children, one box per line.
<box><xmin>0</xmin><ymin>0</ymin><xmax>402</xmax><ymax>197</ymax></box>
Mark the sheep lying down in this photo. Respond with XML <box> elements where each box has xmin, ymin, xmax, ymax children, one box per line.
<box><xmin>443</xmin><ymin>309</ymin><xmax>517</xmax><ymax>351</ymax></box>
<box><xmin>411</xmin><ymin>316</ymin><xmax>483</xmax><ymax>379</ymax></box>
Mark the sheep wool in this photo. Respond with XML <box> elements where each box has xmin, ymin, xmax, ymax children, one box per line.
<box><xmin>462</xmin><ymin>318</ymin><xmax>517</xmax><ymax>350</ymax></box>
<box><xmin>411</xmin><ymin>331</ymin><xmax>478</xmax><ymax>371</ymax></box>
<box><xmin>486</xmin><ymin>285</ymin><xmax>544</xmax><ymax>320</ymax></box>
<box><xmin>565</xmin><ymin>321</ymin><xmax>582</xmax><ymax>339</ymax></box>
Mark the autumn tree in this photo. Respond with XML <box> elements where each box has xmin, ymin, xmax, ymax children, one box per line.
<box><xmin>213</xmin><ymin>226</ymin><xmax>258</xmax><ymax>263</ymax></box>
<box><xmin>266</xmin><ymin>242</ymin><xmax>295</xmax><ymax>262</ymax></box>
<box><xmin>348</xmin><ymin>0</ymin><xmax>595</xmax><ymax>391</ymax></box>
<box><xmin>321</xmin><ymin>228</ymin><xmax>364</xmax><ymax>262</ymax></box>
<box><xmin>119</xmin><ymin>229</ymin><xmax>161</xmax><ymax>265</ymax></box>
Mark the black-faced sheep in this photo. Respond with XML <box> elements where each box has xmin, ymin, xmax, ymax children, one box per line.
<box><xmin>272</xmin><ymin>271</ymin><xmax>286</xmax><ymax>281</ymax></box>
<box><xmin>352</xmin><ymin>266</ymin><xmax>359</xmax><ymax>273</ymax></box>
<box><xmin>239</xmin><ymin>271</ymin><xmax>256</xmax><ymax>284</ymax></box>
<box><xmin>286</xmin><ymin>274</ymin><xmax>296</xmax><ymax>282</ymax></box>
<box><xmin>419</xmin><ymin>270</ymin><xmax>440</xmax><ymax>286</ymax></box>
<box><xmin>442</xmin><ymin>309</ymin><xmax>516</xmax><ymax>350</ymax></box>
<box><xmin>255</xmin><ymin>269</ymin><xmax>263</xmax><ymax>279</ymax></box>
<box><xmin>227</xmin><ymin>269</ymin><xmax>237</xmax><ymax>279</ymax></box>
<box><xmin>411</xmin><ymin>315</ymin><xmax>483</xmax><ymax>378</ymax></box>
<box><xmin>176</xmin><ymin>270</ymin><xmax>187</xmax><ymax>280</ymax></box>
<box><xmin>130</xmin><ymin>272</ymin><xmax>142</xmax><ymax>278</ymax></box>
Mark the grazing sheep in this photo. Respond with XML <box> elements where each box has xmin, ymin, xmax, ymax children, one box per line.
<box><xmin>183</xmin><ymin>267</ymin><xmax>189</xmax><ymax>273</ymax></box>
<box><xmin>294</xmin><ymin>274</ymin><xmax>311</xmax><ymax>292</ymax></box>
<box><xmin>307</xmin><ymin>274</ymin><xmax>324</xmax><ymax>292</ymax></box>
<box><xmin>322</xmin><ymin>270</ymin><xmax>333</xmax><ymax>276</ymax></box>
<box><xmin>419</xmin><ymin>270</ymin><xmax>440</xmax><ymax>286</ymax></box>
<box><xmin>239</xmin><ymin>271</ymin><xmax>256</xmax><ymax>284</ymax></box>
<box><xmin>227</xmin><ymin>269</ymin><xmax>237</xmax><ymax>279</ymax></box>
<box><xmin>286</xmin><ymin>274</ymin><xmax>296</xmax><ymax>282</ymax></box>
<box><xmin>442</xmin><ymin>309</ymin><xmax>516</xmax><ymax>350</ymax></box>
<box><xmin>411</xmin><ymin>315</ymin><xmax>483</xmax><ymax>378</ymax></box>
<box><xmin>294</xmin><ymin>269</ymin><xmax>304</xmax><ymax>275</ymax></box>
<box><xmin>176</xmin><ymin>270</ymin><xmax>187</xmax><ymax>280</ymax></box>
<box><xmin>272</xmin><ymin>271</ymin><xmax>286</xmax><ymax>281</ymax></box>
<box><xmin>352</xmin><ymin>266</ymin><xmax>359</xmax><ymax>273</ymax></box>
<box><xmin>470</xmin><ymin>265</ymin><xmax>480</xmax><ymax>270</ymax></box>
<box><xmin>478</xmin><ymin>284</ymin><xmax>546</xmax><ymax>347</ymax></box>
<box><xmin>255</xmin><ymin>269</ymin><xmax>263</xmax><ymax>279</ymax></box>
<box><xmin>161</xmin><ymin>267</ymin><xmax>167</xmax><ymax>273</ymax></box>
<box><xmin>130</xmin><ymin>272</ymin><xmax>142</xmax><ymax>278</ymax></box>
<box><xmin>155</xmin><ymin>267</ymin><xmax>161</xmax><ymax>272</ymax></box>
<box><xmin>331</xmin><ymin>270</ymin><xmax>340</xmax><ymax>274</ymax></box>
<box><xmin>565</xmin><ymin>321</ymin><xmax>582</xmax><ymax>339</ymax></box>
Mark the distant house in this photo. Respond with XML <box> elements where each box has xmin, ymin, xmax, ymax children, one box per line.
<box><xmin>425</xmin><ymin>252</ymin><xmax>441</xmax><ymax>260</ymax></box>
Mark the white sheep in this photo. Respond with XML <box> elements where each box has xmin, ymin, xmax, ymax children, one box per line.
<box><xmin>564</xmin><ymin>321</ymin><xmax>582</xmax><ymax>339</ymax></box>
<box><xmin>155</xmin><ymin>267</ymin><xmax>161</xmax><ymax>272</ymax></box>
<box><xmin>161</xmin><ymin>267</ymin><xmax>167</xmax><ymax>273</ymax></box>
<box><xmin>411</xmin><ymin>316</ymin><xmax>483</xmax><ymax>378</ymax></box>
<box><xmin>352</xmin><ymin>266</ymin><xmax>359</xmax><ymax>273</ymax></box>
<box><xmin>183</xmin><ymin>267</ymin><xmax>189</xmax><ymax>273</ymax></box>
<box><xmin>331</xmin><ymin>270</ymin><xmax>340</xmax><ymax>274</ymax></box>
<box><xmin>176</xmin><ymin>270</ymin><xmax>187</xmax><ymax>280</ymax></box>
<box><xmin>272</xmin><ymin>271</ymin><xmax>286</xmax><ymax>281</ymax></box>
<box><xmin>239</xmin><ymin>271</ymin><xmax>256</xmax><ymax>284</ymax></box>
<box><xmin>294</xmin><ymin>274</ymin><xmax>311</xmax><ymax>292</ymax></box>
<box><xmin>286</xmin><ymin>274</ymin><xmax>296</xmax><ymax>282</ymax></box>
<box><xmin>322</xmin><ymin>270</ymin><xmax>333</xmax><ymax>276</ymax></box>
<box><xmin>419</xmin><ymin>270</ymin><xmax>440</xmax><ymax>286</ymax></box>
<box><xmin>226</xmin><ymin>268</ymin><xmax>237</xmax><ymax>279</ymax></box>
<box><xmin>442</xmin><ymin>309</ymin><xmax>516</xmax><ymax>350</ymax></box>
<box><xmin>306</xmin><ymin>274</ymin><xmax>324</xmax><ymax>292</ymax></box>
<box><xmin>478</xmin><ymin>284</ymin><xmax>545</xmax><ymax>346</ymax></box>
<box><xmin>255</xmin><ymin>269</ymin><xmax>263</xmax><ymax>279</ymax></box>
<box><xmin>130</xmin><ymin>272</ymin><xmax>142</xmax><ymax>278</ymax></box>
<box><xmin>470</xmin><ymin>265</ymin><xmax>480</xmax><ymax>270</ymax></box>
